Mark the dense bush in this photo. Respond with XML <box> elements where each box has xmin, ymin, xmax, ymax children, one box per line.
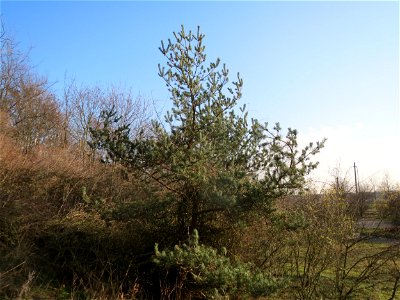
<box><xmin>0</xmin><ymin>135</ymin><xmax>150</xmax><ymax>298</ymax></box>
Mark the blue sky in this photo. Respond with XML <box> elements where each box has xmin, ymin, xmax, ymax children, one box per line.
<box><xmin>1</xmin><ymin>1</ymin><xmax>399</xmax><ymax>187</ymax></box>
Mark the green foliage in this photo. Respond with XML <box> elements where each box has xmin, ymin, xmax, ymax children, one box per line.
<box><xmin>153</xmin><ymin>229</ymin><xmax>278</xmax><ymax>298</ymax></box>
<box><xmin>89</xmin><ymin>25</ymin><xmax>325</xmax><ymax>237</ymax></box>
<box><xmin>88</xmin><ymin>107</ymin><xmax>132</xmax><ymax>164</ymax></box>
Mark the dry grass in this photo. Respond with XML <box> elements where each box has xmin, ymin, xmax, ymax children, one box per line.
<box><xmin>0</xmin><ymin>134</ymin><xmax>147</xmax><ymax>299</ymax></box>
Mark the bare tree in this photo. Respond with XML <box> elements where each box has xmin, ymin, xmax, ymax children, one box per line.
<box><xmin>0</xmin><ymin>23</ymin><xmax>30</xmax><ymax>112</ymax></box>
<box><xmin>327</xmin><ymin>166</ymin><xmax>375</xmax><ymax>219</ymax></box>
<box><xmin>9</xmin><ymin>76</ymin><xmax>62</xmax><ymax>153</ymax></box>
<box><xmin>0</xmin><ymin>24</ymin><xmax>63</xmax><ymax>153</ymax></box>
<box><xmin>62</xmin><ymin>80</ymin><xmax>151</xmax><ymax>162</ymax></box>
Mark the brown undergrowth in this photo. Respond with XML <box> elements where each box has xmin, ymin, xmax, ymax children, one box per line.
<box><xmin>0</xmin><ymin>135</ymin><xmax>153</xmax><ymax>299</ymax></box>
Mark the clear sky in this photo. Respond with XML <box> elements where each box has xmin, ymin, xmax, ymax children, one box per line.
<box><xmin>1</xmin><ymin>1</ymin><xmax>399</xmax><ymax>188</ymax></box>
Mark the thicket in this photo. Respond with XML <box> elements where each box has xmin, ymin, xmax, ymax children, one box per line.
<box><xmin>378</xmin><ymin>176</ymin><xmax>400</xmax><ymax>226</ymax></box>
<box><xmin>1</xmin><ymin>24</ymin><xmax>399</xmax><ymax>299</ymax></box>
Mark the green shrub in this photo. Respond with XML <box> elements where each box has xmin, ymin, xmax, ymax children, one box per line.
<box><xmin>153</xmin><ymin>229</ymin><xmax>278</xmax><ymax>299</ymax></box>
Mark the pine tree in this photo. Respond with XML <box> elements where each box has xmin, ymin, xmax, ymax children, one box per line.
<box><xmin>90</xmin><ymin>25</ymin><xmax>325</xmax><ymax>238</ymax></box>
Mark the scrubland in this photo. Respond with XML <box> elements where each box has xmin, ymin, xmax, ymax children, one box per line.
<box><xmin>1</xmin><ymin>25</ymin><xmax>399</xmax><ymax>299</ymax></box>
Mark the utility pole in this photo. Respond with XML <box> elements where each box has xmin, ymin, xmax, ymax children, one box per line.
<box><xmin>353</xmin><ymin>162</ymin><xmax>358</xmax><ymax>194</ymax></box>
